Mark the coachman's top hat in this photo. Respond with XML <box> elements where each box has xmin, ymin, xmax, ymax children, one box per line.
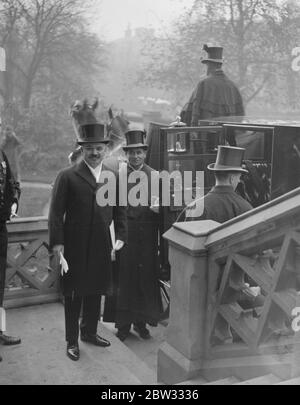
<box><xmin>77</xmin><ymin>123</ymin><xmax>110</xmax><ymax>145</ymax></box>
<box><xmin>201</xmin><ymin>44</ymin><xmax>224</xmax><ymax>64</ymax></box>
<box><xmin>208</xmin><ymin>145</ymin><xmax>248</xmax><ymax>173</ymax></box>
<box><xmin>123</xmin><ymin>129</ymin><xmax>148</xmax><ymax>151</ymax></box>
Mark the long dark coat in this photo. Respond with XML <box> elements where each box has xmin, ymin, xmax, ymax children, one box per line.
<box><xmin>185</xmin><ymin>185</ymin><xmax>253</xmax><ymax>224</ymax></box>
<box><xmin>0</xmin><ymin>149</ymin><xmax>20</xmax><ymax>305</ymax></box>
<box><xmin>114</xmin><ymin>164</ymin><xmax>162</xmax><ymax>328</ymax></box>
<box><xmin>181</xmin><ymin>70</ymin><xmax>245</xmax><ymax>126</ymax></box>
<box><xmin>0</xmin><ymin>149</ymin><xmax>20</xmax><ymax>222</ymax></box>
<box><xmin>48</xmin><ymin>161</ymin><xmax>127</xmax><ymax>297</ymax></box>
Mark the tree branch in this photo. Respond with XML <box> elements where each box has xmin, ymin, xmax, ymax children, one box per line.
<box><xmin>245</xmin><ymin>74</ymin><xmax>270</xmax><ymax>104</ymax></box>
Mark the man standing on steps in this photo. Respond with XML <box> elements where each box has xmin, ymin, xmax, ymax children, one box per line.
<box><xmin>0</xmin><ymin>139</ymin><xmax>21</xmax><ymax>362</ymax></box>
<box><xmin>49</xmin><ymin>123</ymin><xmax>127</xmax><ymax>361</ymax></box>
<box><xmin>113</xmin><ymin>129</ymin><xmax>162</xmax><ymax>342</ymax></box>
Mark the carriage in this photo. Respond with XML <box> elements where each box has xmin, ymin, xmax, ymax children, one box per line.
<box><xmin>145</xmin><ymin>116</ymin><xmax>300</xmax><ymax>278</ymax></box>
<box><xmin>69</xmin><ymin>101</ymin><xmax>300</xmax><ymax>317</ymax></box>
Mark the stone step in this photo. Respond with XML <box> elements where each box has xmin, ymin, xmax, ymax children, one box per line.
<box><xmin>205</xmin><ymin>377</ymin><xmax>240</xmax><ymax>385</ymax></box>
<box><xmin>102</xmin><ymin>320</ymin><xmax>165</xmax><ymax>384</ymax></box>
<box><xmin>177</xmin><ymin>376</ymin><xmax>240</xmax><ymax>385</ymax></box>
<box><xmin>2</xmin><ymin>303</ymin><xmax>156</xmax><ymax>385</ymax></box>
<box><xmin>177</xmin><ymin>377</ymin><xmax>208</xmax><ymax>385</ymax></box>
<box><xmin>102</xmin><ymin>321</ymin><xmax>158</xmax><ymax>385</ymax></box>
<box><xmin>276</xmin><ymin>377</ymin><xmax>300</xmax><ymax>385</ymax></box>
<box><xmin>235</xmin><ymin>374</ymin><xmax>281</xmax><ymax>385</ymax></box>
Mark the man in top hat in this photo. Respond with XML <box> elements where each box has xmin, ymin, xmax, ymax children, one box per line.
<box><xmin>181</xmin><ymin>44</ymin><xmax>244</xmax><ymax>128</ymax></box>
<box><xmin>49</xmin><ymin>122</ymin><xmax>127</xmax><ymax>361</ymax></box>
<box><xmin>183</xmin><ymin>146</ymin><xmax>263</xmax><ymax>344</ymax></box>
<box><xmin>184</xmin><ymin>145</ymin><xmax>252</xmax><ymax>223</ymax></box>
<box><xmin>113</xmin><ymin>129</ymin><xmax>162</xmax><ymax>342</ymax></box>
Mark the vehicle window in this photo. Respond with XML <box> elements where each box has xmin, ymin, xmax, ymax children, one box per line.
<box><xmin>234</xmin><ymin>130</ymin><xmax>265</xmax><ymax>160</ymax></box>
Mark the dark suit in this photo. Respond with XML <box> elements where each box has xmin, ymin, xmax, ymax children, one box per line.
<box><xmin>0</xmin><ymin>150</ymin><xmax>20</xmax><ymax>306</ymax></box>
<box><xmin>114</xmin><ymin>164</ymin><xmax>162</xmax><ymax>329</ymax></box>
<box><xmin>49</xmin><ymin>160</ymin><xmax>127</xmax><ymax>344</ymax></box>
<box><xmin>192</xmin><ymin>185</ymin><xmax>253</xmax><ymax>223</ymax></box>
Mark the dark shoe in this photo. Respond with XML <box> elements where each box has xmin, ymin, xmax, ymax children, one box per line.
<box><xmin>81</xmin><ymin>333</ymin><xmax>111</xmax><ymax>347</ymax></box>
<box><xmin>66</xmin><ymin>343</ymin><xmax>80</xmax><ymax>361</ymax></box>
<box><xmin>116</xmin><ymin>329</ymin><xmax>130</xmax><ymax>342</ymax></box>
<box><xmin>0</xmin><ymin>332</ymin><xmax>21</xmax><ymax>346</ymax></box>
<box><xmin>133</xmin><ymin>324</ymin><xmax>151</xmax><ymax>340</ymax></box>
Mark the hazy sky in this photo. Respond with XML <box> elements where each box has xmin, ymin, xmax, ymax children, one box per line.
<box><xmin>92</xmin><ymin>0</ymin><xmax>194</xmax><ymax>40</ymax></box>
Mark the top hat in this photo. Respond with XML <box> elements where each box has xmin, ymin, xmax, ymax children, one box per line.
<box><xmin>201</xmin><ymin>44</ymin><xmax>224</xmax><ymax>64</ymax></box>
<box><xmin>208</xmin><ymin>145</ymin><xmax>248</xmax><ymax>173</ymax></box>
<box><xmin>77</xmin><ymin>123</ymin><xmax>110</xmax><ymax>145</ymax></box>
<box><xmin>123</xmin><ymin>129</ymin><xmax>148</xmax><ymax>151</ymax></box>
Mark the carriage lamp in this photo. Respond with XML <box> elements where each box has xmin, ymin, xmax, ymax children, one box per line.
<box><xmin>168</xmin><ymin>116</ymin><xmax>187</xmax><ymax>153</ymax></box>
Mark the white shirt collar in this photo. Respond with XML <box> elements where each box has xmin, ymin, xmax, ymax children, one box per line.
<box><xmin>84</xmin><ymin>160</ymin><xmax>103</xmax><ymax>183</ymax></box>
<box><xmin>128</xmin><ymin>163</ymin><xmax>144</xmax><ymax>172</ymax></box>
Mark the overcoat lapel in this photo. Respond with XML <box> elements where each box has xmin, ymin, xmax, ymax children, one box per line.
<box><xmin>75</xmin><ymin>160</ymin><xmax>96</xmax><ymax>189</ymax></box>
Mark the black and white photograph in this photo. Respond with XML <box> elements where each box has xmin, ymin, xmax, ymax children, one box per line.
<box><xmin>0</xmin><ymin>0</ymin><xmax>300</xmax><ymax>388</ymax></box>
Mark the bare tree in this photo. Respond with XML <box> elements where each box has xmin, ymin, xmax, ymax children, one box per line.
<box><xmin>0</xmin><ymin>0</ymin><xmax>106</xmax><ymax>109</ymax></box>
<box><xmin>137</xmin><ymin>0</ymin><xmax>299</xmax><ymax>111</ymax></box>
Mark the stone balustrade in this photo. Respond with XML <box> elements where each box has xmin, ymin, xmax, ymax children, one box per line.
<box><xmin>158</xmin><ymin>187</ymin><xmax>300</xmax><ymax>384</ymax></box>
<box><xmin>5</xmin><ymin>216</ymin><xmax>60</xmax><ymax>308</ymax></box>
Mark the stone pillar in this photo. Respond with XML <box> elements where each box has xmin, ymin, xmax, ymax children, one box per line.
<box><xmin>157</xmin><ymin>220</ymin><xmax>220</xmax><ymax>384</ymax></box>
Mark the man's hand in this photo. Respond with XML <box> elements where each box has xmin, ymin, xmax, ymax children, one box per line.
<box><xmin>111</xmin><ymin>240</ymin><xmax>124</xmax><ymax>262</ymax></box>
<box><xmin>52</xmin><ymin>245</ymin><xmax>68</xmax><ymax>276</ymax></box>
<box><xmin>114</xmin><ymin>240</ymin><xmax>124</xmax><ymax>251</ymax></box>
<box><xmin>53</xmin><ymin>245</ymin><xmax>64</xmax><ymax>256</ymax></box>
<box><xmin>150</xmin><ymin>196</ymin><xmax>159</xmax><ymax>214</ymax></box>
<box><xmin>10</xmin><ymin>203</ymin><xmax>18</xmax><ymax>219</ymax></box>
<box><xmin>242</xmin><ymin>283</ymin><xmax>261</xmax><ymax>298</ymax></box>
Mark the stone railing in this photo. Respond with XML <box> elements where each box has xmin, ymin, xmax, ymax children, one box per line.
<box><xmin>158</xmin><ymin>187</ymin><xmax>300</xmax><ymax>384</ymax></box>
<box><xmin>4</xmin><ymin>217</ymin><xmax>60</xmax><ymax>308</ymax></box>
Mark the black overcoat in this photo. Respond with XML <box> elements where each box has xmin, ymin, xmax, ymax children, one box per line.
<box><xmin>48</xmin><ymin>161</ymin><xmax>127</xmax><ymax>297</ymax></box>
<box><xmin>0</xmin><ymin>149</ymin><xmax>20</xmax><ymax>305</ymax></box>
<box><xmin>0</xmin><ymin>149</ymin><xmax>20</xmax><ymax>222</ymax></box>
<box><xmin>185</xmin><ymin>185</ymin><xmax>253</xmax><ymax>223</ymax></box>
<box><xmin>114</xmin><ymin>164</ymin><xmax>162</xmax><ymax>328</ymax></box>
<box><xmin>181</xmin><ymin>70</ymin><xmax>245</xmax><ymax>126</ymax></box>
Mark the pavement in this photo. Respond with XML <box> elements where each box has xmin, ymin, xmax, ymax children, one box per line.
<box><xmin>0</xmin><ymin>303</ymin><xmax>166</xmax><ymax>385</ymax></box>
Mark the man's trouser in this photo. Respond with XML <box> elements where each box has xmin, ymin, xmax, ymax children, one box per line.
<box><xmin>64</xmin><ymin>294</ymin><xmax>101</xmax><ymax>345</ymax></box>
<box><xmin>0</xmin><ymin>222</ymin><xmax>8</xmax><ymax>307</ymax></box>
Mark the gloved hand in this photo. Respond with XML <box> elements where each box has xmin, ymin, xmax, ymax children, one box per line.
<box><xmin>52</xmin><ymin>245</ymin><xmax>68</xmax><ymax>275</ymax></box>
<box><xmin>115</xmin><ymin>240</ymin><xmax>125</xmax><ymax>251</ymax></box>
<box><xmin>10</xmin><ymin>203</ymin><xmax>18</xmax><ymax>219</ymax></box>
<box><xmin>111</xmin><ymin>240</ymin><xmax>124</xmax><ymax>262</ymax></box>
<box><xmin>150</xmin><ymin>197</ymin><xmax>159</xmax><ymax>214</ymax></box>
